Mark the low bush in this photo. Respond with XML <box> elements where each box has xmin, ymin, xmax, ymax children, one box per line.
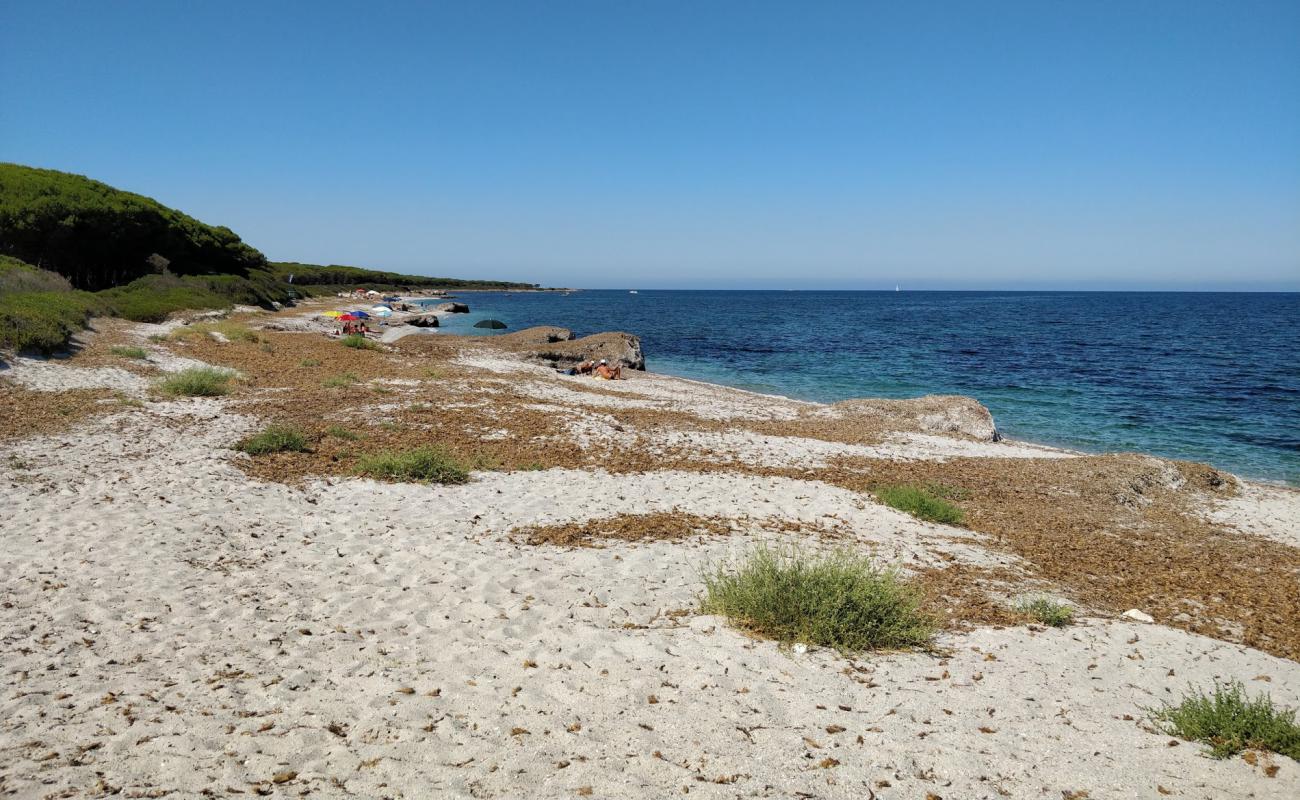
<box><xmin>325</xmin><ymin>425</ymin><xmax>361</xmax><ymax>440</ymax></box>
<box><xmin>354</xmin><ymin>445</ymin><xmax>471</xmax><ymax>484</ymax></box>
<box><xmin>300</xmin><ymin>358</ymin><xmax>322</xmax><ymax>367</ymax></box>
<box><xmin>1015</xmin><ymin>596</ymin><xmax>1074</xmax><ymax>627</ymax></box>
<box><xmin>1149</xmin><ymin>681</ymin><xmax>1300</xmax><ymax>761</ymax></box>
<box><xmin>110</xmin><ymin>345</ymin><xmax>149</xmax><ymax>359</ymax></box>
<box><xmin>157</xmin><ymin>366</ymin><xmax>233</xmax><ymax>397</ymax></box>
<box><xmin>0</xmin><ymin>256</ymin><xmax>73</xmax><ymax>293</ymax></box>
<box><xmin>700</xmin><ymin>545</ymin><xmax>934</xmax><ymax>654</ymax></box>
<box><xmin>341</xmin><ymin>334</ymin><xmax>379</xmax><ymax>350</ymax></box>
<box><xmin>322</xmin><ymin>372</ymin><xmax>359</xmax><ymax>388</ymax></box>
<box><xmin>236</xmin><ymin>424</ymin><xmax>309</xmax><ymax>455</ymax></box>
<box><xmin>875</xmin><ymin>484</ymin><xmax>965</xmax><ymax>525</ymax></box>
<box><xmin>0</xmin><ymin>290</ymin><xmax>101</xmax><ymax>354</ymax></box>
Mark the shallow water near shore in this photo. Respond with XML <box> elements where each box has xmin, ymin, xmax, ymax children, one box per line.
<box><xmin>422</xmin><ymin>290</ymin><xmax>1299</xmax><ymax>484</ymax></box>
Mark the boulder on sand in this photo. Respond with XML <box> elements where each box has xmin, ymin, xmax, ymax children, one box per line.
<box><xmin>435</xmin><ymin>302</ymin><xmax>470</xmax><ymax>314</ymax></box>
<box><xmin>405</xmin><ymin>313</ymin><xmax>440</xmax><ymax>328</ymax></box>
<box><xmin>495</xmin><ymin>326</ymin><xmax>575</xmax><ymax>346</ymax></box>
<box><xmin>517</xmin><ymin>331</ymin><xmax>645</xmax><ymax>371</ymax></box>
<box><xmin>830</xmin><ymin>395</ymin><xmax>998</xmax><ymax>441</ymax></box>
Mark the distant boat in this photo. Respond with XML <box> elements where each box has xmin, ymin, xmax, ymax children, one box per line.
<box><xmin>895</xmin><ymin>285</ymin><xmax>900</xmax><ymax>292</ymax></box>
<box><xmin>629</xmin><ymin>290</ymin><xmax>638</xmax><ymax>294</ymax></box>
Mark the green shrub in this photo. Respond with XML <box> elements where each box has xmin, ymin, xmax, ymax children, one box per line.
<box><xmin>300</xmin><ymin>358</ymin><xmax>322</xmax><ymax>367</ymax></box>
<box><xmin>875</xmin><ymin>485</ymin><xmax>965</xmax><ymax>525</ymax></box>
<box><xmin>325</xmin><ymin>425</ymin><xmax>361</xmax><ymax>440</ymax></box>
<box><xmin>157</xmin><ymin>366</ymin><xmax>233</xmax><ymax>397</ymax></box>
<box><xmin>322</xmin><ymin>372</ymin><xmax>359</xmax><ymax>388</ymax></box>
<box><xmin>1015</xmin><ymin>596</ymin><xmax>1074</xmax><ymax>627</ymax></box>
<box><xmin>1149</xmin><ymin>681</ymin><xmax>1300</xmax><ymax>761</ymax></box>
<box><xmin>0</xmin><ymin>290</ymin><xmax>101</xmax><ymax>353</ymax></box>
<box><xmin>110</xmin><ymin>345</ymin><xmax>149</xmax><ymax>359</ymax></box>
<box><xmin>236</xmin><ymin>424</ymin><xmax>309</xmax><ymax>455</ymax></box>
<box><xmin>198</xmin><ymin>321</ymin><xmax>260</xmax><ymax>343</ymax></box>
<box><xmin>341</xmin><ymin>334</ymin><xmax>379</xmax><ymax>350</ymax></box>
<box><xmin>0</xmin><ymin>255</ymin><xmax>73</xmax><ymax>293</ymax></box>
<box><xmin>354</xmin><ymin>446</ymin><xmax>471</xmax><ymax>484</ymax></box>
<box><xmin>700</xmin><ymin>546</ymin><xmax>933</xmax><ymax>654</ymax></box>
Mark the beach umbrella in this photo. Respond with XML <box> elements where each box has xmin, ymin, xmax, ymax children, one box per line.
<box><xmin>338</xmin><ymin>313</ymin><xmax>358</xmax><ymax>321</ymax></box>
<box><xmin>383</xmin><ymin>295</ymin><xmax>400</xmax><ymax>302</ymax></box>
<box><xmin>473</xmin><ymin>319</ymin><xmax>508</xmax><ymax>329</ymax></box>
<box><xmin>322</xmin><ymin>311</ymin><xmax>344</xmax><ymax>318</ymax></box>
<box><xmin>349</xmin><ymin>310</ymin><xmax>371</xmax><ymax>319</ymax></box>
<box><xmin>371</xmin><ymin>306</ymin><xmax>393</xmax><ymax>318</ymax></box>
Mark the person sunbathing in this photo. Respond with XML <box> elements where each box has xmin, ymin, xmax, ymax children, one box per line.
<box><xmin>593</xmin><ymin>360</ymin><xmax>623</xmax><ymax>380</ymax></box>
<box><xmin>574</xmin><ymin>360</ymin><xmax>597</xmax><ymax>375</ymax></box>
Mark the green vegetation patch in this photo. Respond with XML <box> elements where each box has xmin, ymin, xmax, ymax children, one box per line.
<box><xmin>322</xmin><ymin>372</ymin><xmax>360</xmax><ymax>388</ymax></box>
<box><xmin>236</xmin><ymin>424</ymin><xmax>309</xmax><ymax>455</ymax></box>
<box><xmin>340</xmin><ymin>334</ymin><xmax>380</xmax><ymax>350</ymax></box>
<box><xmin>1015</xmin><ymin>596</ymin><xmax>1074</xmax><ymax>627</ymax></box>
<box><xmin>875</xmin><ymin>484</ymin><xmax>965</xmax><ymax>525</ymax></box>
<box><xmin>1149</xmin><ymin>681</ymin><xmax>1300</xmax><ymax>761</ymax></box>
<box><xmin>157</xmin><ymin>366</ymin><xmax>234</xmax><ymax>397</ymax></box>
<box><xmin>700</xmin><ymin>546</ymin><xmax>934</xmax><ymax>654</ymax></box>
<box><xmin>354</xmin><ymin>445</ymin><xmax>471</xmax><ymax>484</ymax></box>
<box><xmin>110</xmin><ymin>346</ymin><xmax>149</xmax><ymax>359</ymax></box>
<box><xmin>324</xmin><ymin>425</ymin><xmax>362</xmax><ymax>440</ymax></box>
<box><xmin>0</xmin><ymin>289</ymin><xmax>101</xmax><ymax>354</ymax></box>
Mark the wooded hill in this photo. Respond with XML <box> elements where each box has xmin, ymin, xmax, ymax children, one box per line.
<box><xmin>0</xmin><ymin>163</ymin><xmax>536</xmax><ymax>352</ymax></box>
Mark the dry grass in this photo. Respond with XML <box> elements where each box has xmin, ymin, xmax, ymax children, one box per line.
<box><xmin>517</xmin><ymin>513</ymin><xmax>734</xmax><ymax>547</ymax></box>
<box><xmin>0</xmin><ymin>384</ymin><xmax>124</xmax><ymax>441</ymax></box>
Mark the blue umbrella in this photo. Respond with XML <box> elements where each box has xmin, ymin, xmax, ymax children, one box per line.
<box><xmin>349</xmin><ymin>310</ymin><xmax>371</xmax><ymax>319</ymax></box>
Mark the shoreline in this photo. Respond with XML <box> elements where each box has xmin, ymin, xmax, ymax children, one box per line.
<box><xmin>2</xmin><ymin>308</ymin><xmax>1298</xmax><ymax>797</ymax></box>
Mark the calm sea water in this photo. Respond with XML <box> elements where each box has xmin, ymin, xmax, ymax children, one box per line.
<box><xmin>423</xmin><ymin>291</ymin><xmax>1299</xmax><ymax>485</ymax></box>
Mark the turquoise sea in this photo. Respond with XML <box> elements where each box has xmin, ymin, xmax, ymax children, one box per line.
<box><xmin>421</xmin><ymin>291</ymin><xmax>1299</xmax><ymax>485</ymax></box>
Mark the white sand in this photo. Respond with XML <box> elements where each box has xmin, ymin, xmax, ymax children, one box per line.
<box><xmin>2</xmin><ymin>333</ymin><xmax>1298</xmax><ymax>798</ymax></box>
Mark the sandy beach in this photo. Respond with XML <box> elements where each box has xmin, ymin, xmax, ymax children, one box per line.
<box><xmin>3</xmin><ymin>307</ymin><xmax>1298</xmax><ymax>799</ymax></box>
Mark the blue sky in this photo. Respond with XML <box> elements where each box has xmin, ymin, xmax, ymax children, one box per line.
<box><xmin>3</xmin><ymin>1</ymin><xmax>1298</xmax><ymax>289</ymax></box>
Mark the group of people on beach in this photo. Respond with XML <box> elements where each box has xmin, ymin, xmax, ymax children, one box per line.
<box><xmin>567</xmin><ymin>358</ymin><xmax>623</xmax><ymax>380</ymax></box>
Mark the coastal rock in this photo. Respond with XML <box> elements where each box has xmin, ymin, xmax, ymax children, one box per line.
<box><xmin>831</xmin><ymin>395</ymin><xmax>998</xmax><ymax>441</ymax></box>
<box><xmin>495</xmin><ymin>326</ymin><xmax>575</xmax><ymax>345</ymax></box>
<box><xmin>1122</xmin><ymin>609</ymin><xmax>1155</xmax><ymax>623</ymax></box>
<box><xmin>405</xmin><ymin>313</ymin><xmax>440</xmax><ymax>328</ymax></box>
<box><xmin>519</xmin><ymin>331</ymin><xmax>645</xmax><ymax>371</ymax></box>
<box><xmin>435</xmin><ymin>302</ymin><xmax>470</xmax><ymax>314</ymax></box>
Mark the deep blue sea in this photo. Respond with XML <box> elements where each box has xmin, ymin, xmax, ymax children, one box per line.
<box><xmin>423</xmin><ymin>291</ymin><xmax>1299</xmax><ymax>485</ymax></box>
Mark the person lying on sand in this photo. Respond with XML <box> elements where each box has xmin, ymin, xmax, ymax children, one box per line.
<box><xmin>593</xmin><ymin>360</ymin><xmax>623</xmax><ymax>380</ymax></box>
<box><xmin>574</xmin><ymin>360</ymin><xmax>597</xmax><ymax>375</ymax></box>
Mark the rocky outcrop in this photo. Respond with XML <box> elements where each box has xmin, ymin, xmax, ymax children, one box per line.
<box><xmin>434</xmin><ymin>302</ymin><xmax>469</xmax><ymax>314</ymax></box>
<box><xmin>518</xmin><ymin>331</ymin><xmax>645</xmax><ymax>371</ymax></box>
<box><xmin>495</xmin><ymin>326</ymin><xmax>575</xmax><ymax>346</ymax></box>
<box><xmin>831</xmin><ymin>394</ymin><xmax>998</xmax><ymax>440</ymax></box>
<box><xmin>405</xmin><ymin>313</ymin><xmax>440</xmax><ymax>328</ymax></box>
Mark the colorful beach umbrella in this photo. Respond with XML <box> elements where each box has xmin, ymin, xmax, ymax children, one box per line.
<box><xmin>323</xmin><ymin>311</ymin><xmax>344</xmax><ymax>318</ymax></box>
<box><xmin>338</xmin><ymin>313</ymin><xmax>358</xmax><ymax>321</ymax></box>
<box><xmin>371</xmin><ymin>306</ymin><xmax>393</xmax><ymax>317</ymax></box>
<box><xmin>349</xmin><ymin>310</ymin><xmax>371</xmax><ymax>319</ymax></box>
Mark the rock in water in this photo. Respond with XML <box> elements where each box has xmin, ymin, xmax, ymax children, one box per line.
<box><xmin>434</xmin><ymin>302</ymin><xmax>470</xmax><ymax>313</ymax></box>
<box><xmin>405</xmin><ymin>314</ymin><xmax>440</xmax><ymax>328</ymax></box>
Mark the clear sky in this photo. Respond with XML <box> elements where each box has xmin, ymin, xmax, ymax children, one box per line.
<box><xmin>3</xmin><ymin>1</ymin><xmax>1298</xmax><ymax>289</ymax></box>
